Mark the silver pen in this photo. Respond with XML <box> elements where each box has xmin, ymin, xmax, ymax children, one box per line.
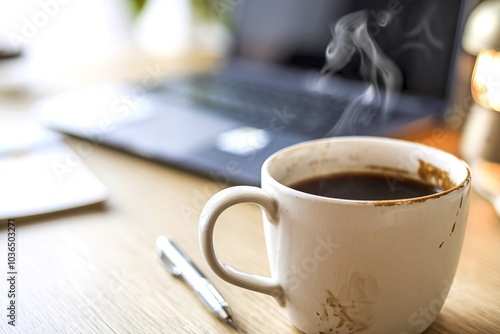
<box><xmin>155</xmin><ymin>236</ymin><xmax>235</xmax><ymax>327</ymax></box>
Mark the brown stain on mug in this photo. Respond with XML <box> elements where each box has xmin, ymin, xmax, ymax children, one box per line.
<box><xmin>318</xmin><ymin>273</ymin><xmax>379</xmax><ymax>333</ymax></box>
<box><xmin>375</xmin><ymin>160</ymin><xmax>459</xmax><ymax>207</ymax></box>
<box><xmin>417</xmin><ymin>159</ymin><xmax>455</xmax><ymax>190</ymax></box>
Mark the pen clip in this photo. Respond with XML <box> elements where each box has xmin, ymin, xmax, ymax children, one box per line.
<box><xmin>156</xmin><ymin>237</ymin><xmax>182</xmax><ymax>277</ymax></box>
<box><xmin>158</xmin><ymin>251</ymin><xmax>182</xmax><ymax>277</ymax></box>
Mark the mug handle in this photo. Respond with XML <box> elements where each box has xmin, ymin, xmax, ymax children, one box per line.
<box><xmin>199</xmin><ymin>186</ymin><xmax>285</xmax><ymax>306</ymax></box>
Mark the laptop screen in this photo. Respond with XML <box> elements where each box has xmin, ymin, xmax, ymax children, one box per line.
<box><xmin>231</xmin><ymin>0</ymin><xmax>465</xmax><ymax>100</ymax></box>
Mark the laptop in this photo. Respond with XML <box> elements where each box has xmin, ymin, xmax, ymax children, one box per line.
<box><xmin>38</xmin><ymin>0</ymin><xmax>468</xmax><ymax>185</ymax></box>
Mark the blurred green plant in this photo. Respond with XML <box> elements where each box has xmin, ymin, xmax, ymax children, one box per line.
<box><xmin>128</xmin><ymin>0</ymin><xmax>215</xmax><ymax>20</ymax></box>
<box><xmin>128</xmin><ymin>0</ymin><xmax>147</xmax><ymax>15</ymax></box>
<box><xmin>190</xmin><ymin>0</ymin><xmax>215</xmax><ymax>21</ymax></box>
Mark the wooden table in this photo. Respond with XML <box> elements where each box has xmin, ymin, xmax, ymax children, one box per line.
<box><xmin>1</xmin><ymin>62</ymin><xmax>499</xmax><ymax>334</ymax></box>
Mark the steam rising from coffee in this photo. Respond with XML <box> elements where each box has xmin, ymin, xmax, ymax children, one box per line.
<box><xmin>322</xmin><ymin>10</ymin><xmax>402</xmax><ymax>136</ymax></box>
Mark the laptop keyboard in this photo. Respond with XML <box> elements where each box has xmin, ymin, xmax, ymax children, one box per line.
<box><xmin>164</xmin><ymin>73</ymin><xmax>351</xmax><ymax>136</ymax></box>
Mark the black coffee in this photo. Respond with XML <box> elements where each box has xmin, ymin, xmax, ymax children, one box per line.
<box><xmin>290</xmin><ymin>172</ymin><xmax>441</xmax><ymax>200</ymax></box>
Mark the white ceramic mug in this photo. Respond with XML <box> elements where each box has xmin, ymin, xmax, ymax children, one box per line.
<box><xmin>199</xmin><ymin>137</ymin><xmax>471</xmax><ymax>334</ymax></box>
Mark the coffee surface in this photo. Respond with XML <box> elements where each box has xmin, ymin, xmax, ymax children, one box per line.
<box><xmin>290</xmin><ymin>172</ymin><xmax>441</xmax><ymax>200</ymax></box>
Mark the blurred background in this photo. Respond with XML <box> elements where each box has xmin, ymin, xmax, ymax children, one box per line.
<box><xmin>0</xmin><ymin>0</ymin><xmax>481</xmax><ymax>117</ymax></box>
<box><xmin>0</xmin><ymin>0</ymin><xmax>234</xmax><ymax>219</ymax></box>
<box><xmin>0</xmin><ymin>0</ymin><xmax>231</xmax><ymax>94</ymax></box>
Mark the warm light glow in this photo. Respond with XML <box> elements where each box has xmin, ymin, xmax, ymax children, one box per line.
<box><xmin>472</xmin><ymin>49</ymin><xmax>500</xmax><ymax>111</ymax></box>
